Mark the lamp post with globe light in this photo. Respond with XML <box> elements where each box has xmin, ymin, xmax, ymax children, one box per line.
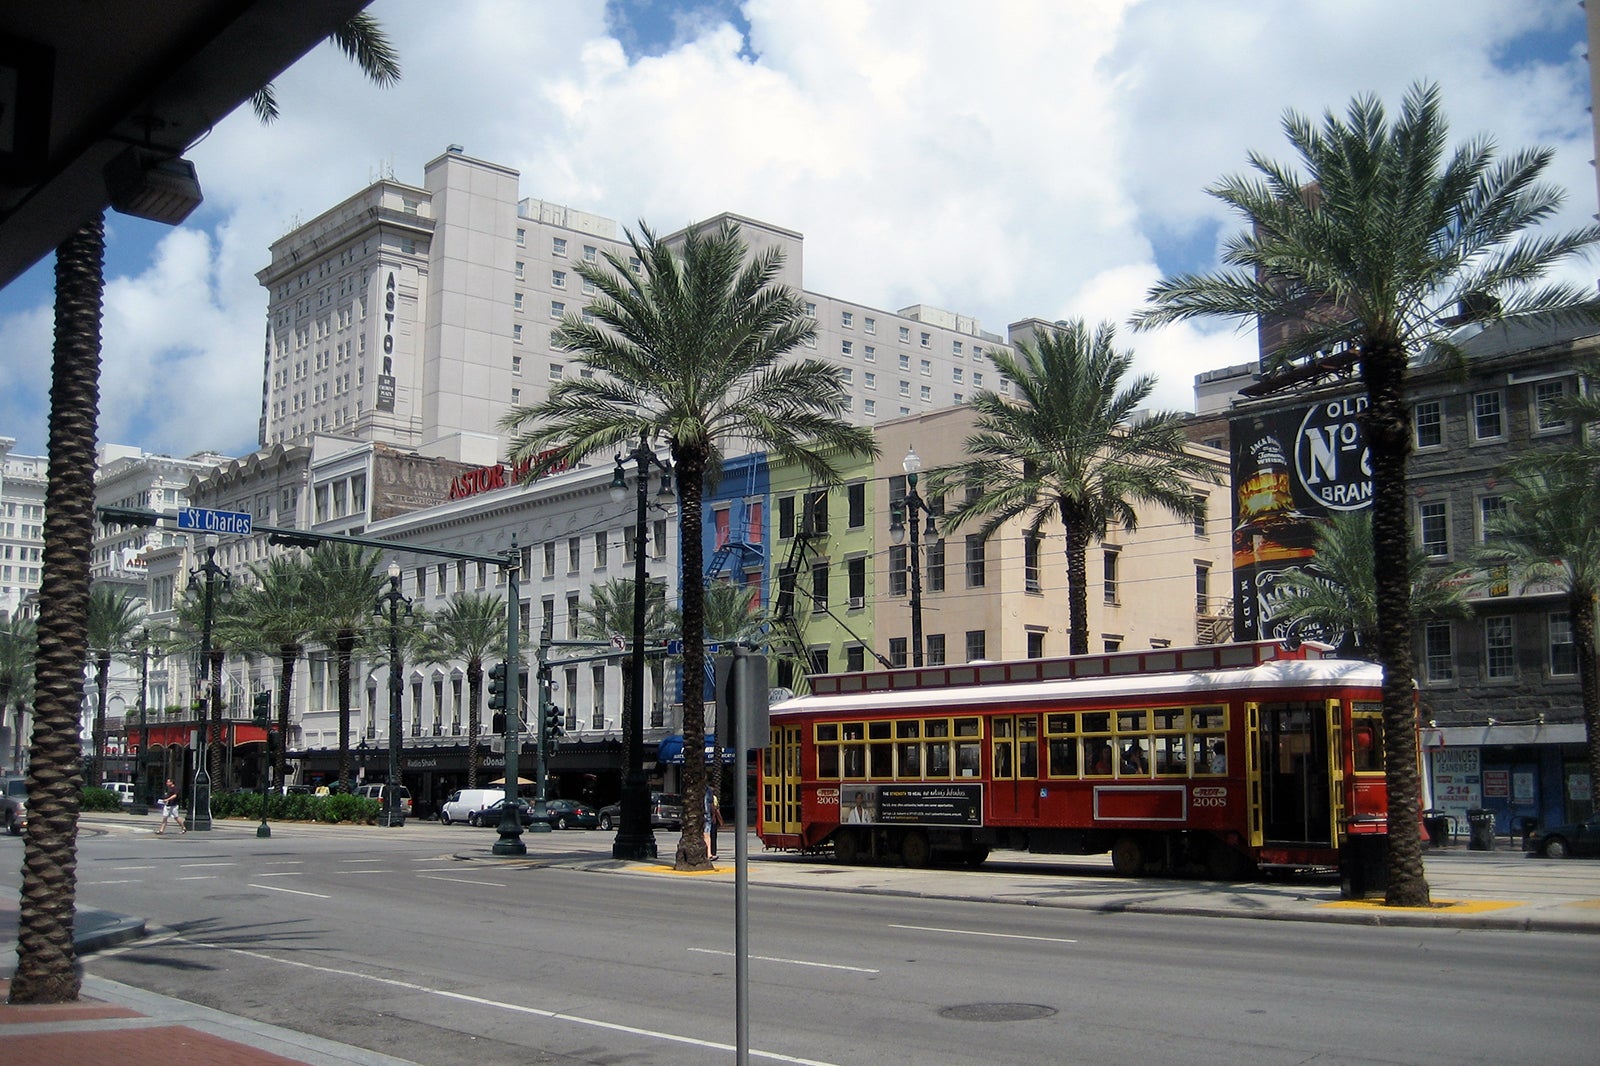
<box><xmin>889</xmin><ymin>447</ymin><xmax>937</xmax><ymax>668</ymax></box>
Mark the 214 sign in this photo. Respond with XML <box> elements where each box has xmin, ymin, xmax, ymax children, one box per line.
<box><xmin>1295</xmin><ymin>395</ymin><xmax>1372</xmax><ymax>511</ymax></box>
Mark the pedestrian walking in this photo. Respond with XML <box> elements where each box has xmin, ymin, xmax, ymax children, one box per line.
<box><xmin>157</xmin><ymin>778</ymin><xmax>185</xmax><ymax>834</ymax></box>
<box><xmin>704</xmin><ymin>789</ymin><xmax>723</xmax><ymax>860</ymax></box>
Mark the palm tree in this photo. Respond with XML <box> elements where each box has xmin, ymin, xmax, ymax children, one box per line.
<box><xmin>420</xmin><ymin>592</ymin><xmax>507</xmax><ymax>789</ymax></box>
<box><xmin>85</xmin><ymin>587</ymin><xmax>145</xmax><ymax>787</ymax></box>
<box><xmin>0</xmin><ymin>616</ymin><xmax>37</xmax><ymax>775</ymax></box>
<box><xmin>934</xmin><ymin>319</ymin><xmax>1217</xmax><ymax>656</ymax></box>
<box><xmin>250</xmin><ymin>12</ymin><xmax>400</xmax><ymax>123</ymax></box>
<box><xmin>303</xmin><ymin>544</ymin><xmax>385</xmax><ymax>793</ymax></box>
<box><xmin>502</xmin><ymin>219</ymin><xmax>877</xmax><ymax>870</ymax></box>
<box><xmin>1134</xmin><ymin>82</ymin><xmax>1600</xmax><ymax>907</ymax></box>
<box><xmin>1271</xmin><ymin>511</ymin><xmax>1471</xmax><ymax>656</ymax></box>
<box><xmin>1479</xmin><ymin>463</ymin><xmax>1600</xmax><ymax>812</ymax></box>
<box><xmin>12</xmin><ymin>15</ymin><xmax>401</xmax><ymax>1005</ymax></box>
<box><xmin>221</xmin><ymin>555</ymin><xmax>316</xmax><ymax>786</ymax></box>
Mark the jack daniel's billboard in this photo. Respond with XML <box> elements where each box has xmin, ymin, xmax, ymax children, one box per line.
<box><xmin>1230</xmin><ymin>392</ymin><xmax>1372</xmax><ymax>644</ymax></box>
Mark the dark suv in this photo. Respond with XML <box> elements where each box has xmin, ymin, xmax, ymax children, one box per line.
<box><xmin>1</xmin><ymin>777</ymin><xmax>27</xmax><ymax>835</ymax></box>
<box><xmin>597</xmin><ymin>791</ymin><xmax>683</xmax><ymax>831</ymax></box>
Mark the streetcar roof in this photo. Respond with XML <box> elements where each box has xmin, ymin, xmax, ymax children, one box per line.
<box><xmin>770</xmin><ymin>657</ymin><xmax>1387</xmax><ymax>718</ymax></box>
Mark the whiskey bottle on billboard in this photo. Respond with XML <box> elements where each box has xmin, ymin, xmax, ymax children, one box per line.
<box><xmin>1232</xmin><ymin>428</ymin><xmax>1318</xmax><ymax>568</ymax></box>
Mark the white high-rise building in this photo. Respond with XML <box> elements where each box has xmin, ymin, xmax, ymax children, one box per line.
<box><xmin>0</xmin><ymin>439</ymin><xmax>46</xmax><ymax>620</ymax></box>
<box><xmin>256</xmin><ymin>146</ymin><xmax>1018</xmax><ymax>464</ymax></box>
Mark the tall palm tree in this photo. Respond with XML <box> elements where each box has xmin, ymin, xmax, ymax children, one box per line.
<box><xmin>220</xmin><ymin>555</ymin><xmax>316</xmax><ymax>786</ymax></box>
<box><xmin>304</xmin><ymin>544</ymin><xmax>385</xmax><ymax>794</ymax></box>
<box><xmin>420</xmin><ymin>592</ymin><xmax>507</xmax><ymax>789</ymax></box>
<box><xmin>1479</xmin><ymin>463</ymin><xmax>1600</xmax><ymax>812</ymax></box>
<box><xmin>577</xmin><ymin>576</ymin><xmax>679</xmax><ymax>758</ymax></box>
<box><xmin>1271</xmin><ymin>511</ymin><xmax>1471</xmax><ymax>656</ymax></box>
<box><xmin>934</xmin><ymin>319</ymin><xmax>1217</xmax><ymax>656</ymax></box>
<box><xmin>85</xmin><ymin>587</ymin><xmax>145</xmax><ymax>787</ymax></box>
<box><xmin>250</xmin><ymin>12</ymin><xmax>400</xmax><ymax>123</ymax></box>
<box><xmin>12</xmin><ymin>15</ymin><xmax>401</xmax><ymax>1005</ymax></box>
<box><xmin>1134</xmin><ymin>82</ymin><xmax>1600</xmax><ymax>907</ymax></box>
<box><xmin>502</xmin><ymin>219</ymin><xmax>877</xmax><ymax>869</ymax></box>
<box><xmin>0</xmin><ymin>616</ymin><xmax>37</xmax><ymax>775</ymax></box>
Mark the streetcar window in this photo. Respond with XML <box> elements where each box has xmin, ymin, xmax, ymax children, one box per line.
<box><xmin>1018</xmin><ymin>738</ymin><xmax>1038</xmax><ymax>777</ymax></box>
<box><xmin>993</xmin><ymin>719</ymin><xmax>1013</xmax><ymax>738</ymax></box>
<box><xmin>868</xmin><ymin>721</ymin><xmax>892</xmax><ymax>740</ymax></box>
<box><xmin>842</xmin><ymin>743</ymin><xmax>865</xmax><ymax>777</ymax></box>
<box><xmin>925</xmin><ymin>719</ymin><xmax>950</xmax><ymax>738</ymax></box>
<box><xmin>1086</xmin><ymin>739</ymin><xmax>1114</xmax><ymax>775</ymax></box>
<box><xmin>1191</xmin><ymin>706</ymin><xmax>1225</xmax><ymax>730</ymax></box>
<box><xmin>817</xmin><ymin>746</ymin><xmax>839</xmax><ymax>778</ymax></box>
<box><xmin>1116</xmin><ymin>710</ymin><xmax>1147</xmax><ymax>731</ymax></box>
<box><xmin>870</xmin><ymin>743</ymin><xmax>893</xmax><ymax>777</ymax></box>
<box><xmin>817</xmin><ymin>723</ymin><xmax>839</xmax><ymax>742</ymax></box>
<box><xmin>898</xmin><ymin>743</ymin><xmax>921</xmax><ymax>776</ymax></box>
<box><xmin>1048</xmin><ymin>738</ymin><xmax>1077</xmax><ymax>776</ymax></box>
<box><xmin>1082</xmin><ymin>711</ymin><xmax>1111</xmax><ymax>733</ymax></box>
<box><xmin>1119</xmin><ymin>740</ymin><xmax>1150</xmax><ymax>775</ymax></box>
<box><xmin>896</xmin><ymin>720</ymin><xmax>920</xmax><ymax>739</ymax></box>
<box><xmin>1153</xmin><ymin>708</ymin><xmax>1186</xmax><ymax>730</ymax></box>
<box><xmin>993</xmin><ymin>739</ymin><xmax>1013</xmax><ymax>778</ymax></box>
<box><xmin>842</xmin><ymin>722</ymin><xmax>864</xmax><ymax>740</ymax></box>
<box><xmin>1352</xmin><ymin>704</ymin><xmax>1384</xmax><ymax>773</ymax></box>
<box><xmin>954</xmin><ymin>717</ymin><xmax>981</xmax><ymax>738</ymax></box>
<box><xmin>1046</xmin><ymin>713</ymin><xmax>1075</xmax><ymax>733</ymax></box>
<box><xmin>927</xmin><ymin>742</ymin><xmax>951</xmax><ymax>776</ymax></box>
<box><xmin>1154</xmin><ymin>735</ymin><xmax>1185</xmax><ymax>774</ymax></box>
<box><xmin>956</xmin><ymin>742</ymin><xmax>982</xmax><ymax>776</ymax></box>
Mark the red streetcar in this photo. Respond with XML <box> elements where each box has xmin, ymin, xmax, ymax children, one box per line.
<box><xmin>758</xmin><ymin>641</ymin><xmax>1394</xmax><ymax>879</ymax></box>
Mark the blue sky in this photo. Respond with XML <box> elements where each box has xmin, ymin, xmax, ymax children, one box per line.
<box><xmin>0</xmin><ymin>0</ymin><xmax>1591</xmax><ymax>460</ymax></box>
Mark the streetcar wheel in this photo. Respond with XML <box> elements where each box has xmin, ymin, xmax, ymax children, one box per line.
<box><xmin>1110</xmin><ymin>835</ymin><xmax>1144</xmax><ymax>876</ymax></box>
<box><xmin>962</xmin><ymin>847</ymin><xmax>990</xmax><ymax>868</ymax></box>
<box><xmin>833</xmin><ymin>829</ymin><xmax>862</xmax><ymax>865</ymax></box>
<box><xmin>901</xmin><ymin>830</ymin><xmax>932</xmax><ymax>868</ymax></box>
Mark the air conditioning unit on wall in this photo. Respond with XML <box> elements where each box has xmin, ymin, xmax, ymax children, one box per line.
<box><xmin>848</xmin><ymin>596</ymin><xmax>865</xmax><ymax>609</ymax></box>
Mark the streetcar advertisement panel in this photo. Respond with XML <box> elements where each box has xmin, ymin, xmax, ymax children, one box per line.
<box><xmin>836</xmin><ymin>783</ymin><xmax>982</xmax><ymax>826</ymax></box>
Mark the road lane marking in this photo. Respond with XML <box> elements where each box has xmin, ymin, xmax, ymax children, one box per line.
<box><xmin>87</xmin><ymin>879</ymin><xmax>140</xmax><ymax>885</ymax></box>
<box><xmin>111</xmin><ymin>865</ymin><xmax>156</xmax><ymax>871</ymax></box>
<box><xmin>177</xmin><ymin>936</ymin><xmax>845</xmax><ymax>1065</ymax></box>
<box><xmin>417</xmin><ymin>874</ymin><xmax>507</xmax><ymax>887</ymax></box>
<box><xmin>180</xmin><ymin>863</ymin><xmax>235</xmax><ymax>869</ymax></box>
<box><xmin>263</xmin><ymin>860</ymin><xmax>303</xmax><ymax>866</ymax></box>
<box><xmin>247</xmin><ymin>883</ymin><xmax>331</xmax><ymax>898</ymax></box>
<box><xmin>342</xmin><ymin>858</ymin><xmax>386</xmax><ymax>864</ymax></box>
<box><xmin>343</xmin><ymin>869</ymin><xmax>393</xmax><ymax>874</ymax></box>
<box><xmin>687</xmin><ymin>947</ymin><xmax>879</xmax><ymax>974</ymax></box>
<box><xmin>254</xmin><ymin>872</ymin><xmax>303</xmax><ymax>878</ymax></box>
<box><xmin>889</xmin><ymin>923</ymin><xmax>1078</xmax><ymax>944</ymax></box>
<box><xmin>176</xmin><ymin>876</ymin><xmax>218</xmax><ymax>882</ymax></box>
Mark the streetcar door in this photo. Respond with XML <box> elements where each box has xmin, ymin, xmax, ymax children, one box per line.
<box><xmin>760</xmin><ymin>723</ymin><xmax>803</xmax><ymax>837</ymax></box>
<box><xmin>1256</xmin><ymin>701</ymin><xmax>1332</xmax><ymax>846</ymax></box>
<box><xmin>989</xmin><ymin>715</ymin><xmax>1039</xmax><ymax>822</ymax></box>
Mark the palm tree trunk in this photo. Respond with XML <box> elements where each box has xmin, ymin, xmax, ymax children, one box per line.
<box><xmin>1062</xmin><ymin>511</ymin><xmax>1091</xmax><ymax>656</ymax></box>
<box><xmin>674</xmin><ymin>446</ymin><xmax>711</xmax><ymax>870</ymax></box>
<box><xmin>91</xmin><ymin>654</ymin><xmax>110</xmax><ymax>788</ymax></box>
<box><xmin>1571</xmin><ymin>588</ymin><xmax>1599</xmax><ymax>812</ymax></box>
<box><xmin>1365</xmin><ymin>342</ymin><xmax>1429</xmax><ymax>907</ymax></box>
<box><xmin>466</xmin><ymin>663</ymin><xmax>482</xmax><ymax>788</ymax></box>
<box><xmin>11</xmin><ymin>215</ymin><xmax>105</xmax><ymax>1004</ymax></box>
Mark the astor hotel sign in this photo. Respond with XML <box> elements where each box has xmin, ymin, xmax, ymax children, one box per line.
<box><xmin>447</xmin><ymin>450</ymin><xmax>568</xmax><ymax>501</ymax></box>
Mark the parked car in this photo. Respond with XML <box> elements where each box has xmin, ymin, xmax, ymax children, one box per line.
<box><xmin>106</xmin><ymin>782</ymin><xmax>136</xmax><ymax>806</ymax></box>
<box><xmin>471</xmin><ymin>797</ymin><xmax>536</xmax><ymax>827</ymax></box>
<box><xmin>597</xmin><ymin>791</ymin><xmax>682</xmax><ymax>831</ymax></box>
<box><xmin>1525</xmin><ymin>817</ymin><xmax>1600</xmax><ymax>859</ymax></box>
<box><xmin>1</xmin><ymin>777</ymin><xmax>27</xmax><ymax>835</ymax></box>
<box><xmin>441</xmin><ymin>788</ymin><xmax>503</xmax><ymax>825</ymax></box>
<box><xmin>356</xmin><ymin>783</ymin><xmax>412</xmax><ymax>816</ymax></box>
<box><xmin>542</xmin><ymin>798</ymin><xmax>599</xmax><ymax>830</ymax></box>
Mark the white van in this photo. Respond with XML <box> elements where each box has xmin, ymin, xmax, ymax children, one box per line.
<box><xmin>440</xmin><ymin>788</ymin><xmax>501</xmax><ymax>825</ymax></box>
<box><xmin>106</xmin><ymin>782</ymin><xmax>136</xmax><ymax>806</ymax></box>
<box><xmin>356</xmin><ymin>783</ymin><xmax>412</xmax><ymax>815</ymax></box>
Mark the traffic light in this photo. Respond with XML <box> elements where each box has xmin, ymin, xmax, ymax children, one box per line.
<box><xmin>487</xmin><ymin>662</ymin><xmax>507</xmax><ymax>712</ymax></box>
<box><xmin>491</xmin><ymin>711</ymin><xmax>507</xmax><ymax>735</ymax></box>
<box><xmin>545</xmin><ymin>704</ymin><xmax>564</xmax><ymax>739</ymax></box>
<box><xmin>253</xmin><ymin>691</ymin><xmax>272</xmax><ymax>725</ymax></box>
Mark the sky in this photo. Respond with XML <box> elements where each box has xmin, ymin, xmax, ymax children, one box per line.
<box><xmin>0</xmin><ymin>0</ymin><xmax>1593</xmax><ymax>460</ymax></box>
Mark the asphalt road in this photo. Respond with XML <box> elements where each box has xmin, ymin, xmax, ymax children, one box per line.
<box><xmin>20</xmin><ymin>820</ymin><xmax>1597</xmax><ymax>1065</ymax></box>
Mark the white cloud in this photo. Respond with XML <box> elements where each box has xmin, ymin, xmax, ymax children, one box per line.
<box><xmin>0</xmin><ymin>0</ymin><xmax>1591</xmax><ymax>458</ymax></box>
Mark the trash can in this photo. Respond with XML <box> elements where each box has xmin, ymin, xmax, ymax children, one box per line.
<box><xmin>1339</xmin><ymin>833</ymin><xmax>1388</xmax><ymax>900</ymax></box>
<box><xmin>1422</xmin><ymin>810</ymin><xmax>1451</xmax><ymax>848</ymax></box>
<box><xmin>1516</xmin><ymin>816</ymin><xmax>1538</xmax><ymax>851</ymax></box>
<box><xmin>1466</xmin><ymin>808</ymin><xmax>1496</xmax><ymax>851</ymax></box>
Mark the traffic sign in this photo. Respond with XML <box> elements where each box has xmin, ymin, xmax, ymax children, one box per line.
<box><xmin>177</xmin><ymin>507</ymin><xmax>253</xmax><ymax>536</ymax></box>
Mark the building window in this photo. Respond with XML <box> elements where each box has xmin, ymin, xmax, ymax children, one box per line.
<box><xmin>1193</xmin><ymin>494</ymin><xmax>1208</xmax><ymax>537</ymax></box>
<box><xmin>926</xmin><ymin>633</ymin><xmax>947</xmax><ymax>666</ymax></box>
<box><xmin>920</xmin><ymin>332</ymin><xmax>931</xmax><ymax>348</ymax></box>
<box><xmin>594</xmin><ymin>531</ymin><xmax>608</xmax><ymax>569</ymax></box>
<box><xmin>1484</xmin><ymin>616</ymin><xmax>1515</xmax><ymax>679</ymax></box>
<box><xmin>841</xmin><ymin>311</ymin><xmax>853</xmax><ymax>328</ymax></box>
<box><xmin>1414</xmin><ymin>400</ymin><xmax>1443</xmax><ymax>449</ymax></box>
<box><xmin>889</xmin><ymin>545</ymin><xmax>907</xmax><ymax>597</ymax></box>
<box><xmin>512</xmin><ymin>355</ymin><xmax>522</xmax><ymax>375</ymax></box>
<box><xmin>1424</xmin><ymin>622</ymin><xmax>1454</xmax><ymax>682</ymax></box>
<box><xmin>568</xmin><ymin>536</ymin><xmax>581</xmax><ymax>573</ymax></box>
<box><xmin>863</xmin><ymin>345</ymin><xmax>875</xmax><ymax>362</ymax></box>
<box><xmin>965</xmin><ymin>629</ymin><xmax>987</xmax><ymax>662</ymax></box>
<box><xmin>864</xmin><ymin>372</ymin><xmax>876</xmax><ymax>390</ymax></box>
<box><xmin>1472</xmin><ymin>391</ymin><xmax>1504</xmax><ymax>442</ymax></box>
<box><xmin>512</xmin><ymin>324</ymin><xmax>523</xmax><ymax>344</ymax></box>
<box><xmin>510</xmin><ymin>388</ymin><xmax>521</xmax><ymax>404</ymax></box>
<box><xmin>515</xmin><ymin>227</ymin><xmax>526</xmax><ymax>246</ymax></box>
<box><xmin>1024</xmin><ymin>533</ymin><xmax>1042</xmax><ymax>593</ymax></box>
<box><xmin>553</xmin><ymin>237</ymin><xmax>567</xmax><ymax>257</ymax></box>
<box><xmin>847</xmin><ymin>557</ymin><xmax>866</xmax><ymax>603</ymax></box>
<box><xmin>889</xmin><ymin>637</ymin><xmax>907</xmax><ymax>669</ymax></box>
<box><xmin>919</xmin><ymin>385</ymin><xmax>931</xmax><ymax>402</ymax></box>
<box><xmin>1027</xmin><ymin>631</ymin><xmax>1044</xmax><ymax>659</ymax></box>
<box><xmin>583</xmin><ymin>244</ymin><xmax>598</xmax><ymax>262</ymax></box>
<box><xmin>552</xmin><ymin>270</ymin><xmax>566</xmax><ymax>288</ymax></box>
<box><xmin>1534</xmin><ymin>380</ymin><xmax>1568</xmax><ymax>432</ymax></box>
<box><xmin>1103</xmin><ymin>548</ymin><xmax>1120</xmax><ymax>604</ymax></box>
<box><xmin>847</xmin><ymin>483</ymin><xmax>865</xmax><ymax>528</ymax></box>
<box><xmin>1195</xmin><ymin>564</ymin><xmax>1211</xmax><ymax>614</ymax></box>
<box><xmin>920</xmin><ymin>359</ymin><xmax>931</xmax><ymax>376</ymax></box>
<box><xmin>1478</xmin><ymin>495</ymin><xmax>1505</xmax><ymax>543</ymax></box>
<box><xmin>841</xmin><ymin>340</ymin><xmax>852</xmax><ymax>357</ymax></box>
<box><xmin>550</xmin><ymin>300</ymin><xmax>565</xmax><ymax>319</ymax></box>
<box><xmin>926</xmin><ymin>538</ymin><xmax>945</xmax><ymax>592</ymax></box>
<box><xmin>899</xmin><ymin>380</ymin><xmax>911</xmax><ymax>397</ymax></box>
<box><xmin>514</xmin><ymin>292</ymin><xmax>524</xmax><ymax>312</ymax></box>
<box><xmin>864</xmin><ymin>399</ymin><xmax>876</xmax><ymax>416</ymax></box>
<box><xmin>899</xmin><ymin>326</ymin><xmax>910</xmax><ymax>343</ymax></box>
<box><xmin>898</xmin><ymin>353</ymin><xmax>911</xmax><ymax>371</ymax></box>
<box><xmin>514</xmin><ymin>261</ymin><xmax>525</xmax><ymax>280</ymax></box>
<box><xmin>1549</xmin><ymin>611</ymin><xmax>1577</xmax><ymax>676</ymax></box>
<box><xmin>964</xmin><ymin>535</ymin><xmax>986</xmax><ymax>588</ymax></box>
<box><xmin>811</xmin><ymin>563</ymin><xmax>829</xmax><ymax>613</ymax></box>
<box><xmin>566</xmin><ymin>592</ymin><xmax>581</xmax><ymax>639</ymax></box>
<box><xmin>864</xmin><ymin>317</ymin><xmax>876</xmax><ymax>334</ymax></box>
<box><xmin>1418</xmin><ymin>501</ymin><xmax>1449</xmax><ymax>557</ymax></box>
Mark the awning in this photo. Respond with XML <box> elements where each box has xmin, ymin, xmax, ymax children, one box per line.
<box><xmin>656</xmin><ymin>734</ymin><xmax>736</xmax><ymax>765</ymax></box>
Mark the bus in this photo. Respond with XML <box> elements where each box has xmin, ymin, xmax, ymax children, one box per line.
<box><xmin>758</xmin><ymin>641</ymin><xmax>1393</xmax><ymax>879</ymax></box>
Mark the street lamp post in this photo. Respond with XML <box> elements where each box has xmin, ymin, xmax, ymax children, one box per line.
<box><xmin>889</xmin><ymin>447</ymin><xmax>937</xmax><ymax>668</ymax></box>
<box><xmin>608</xmin><ymin>431</ymin><xmax>673</xmax><ymax>861</ymax></box>
<box><xmin>130</xmin><ymin>628</ymin><xmax>150</xmax><ymax>815</ymax></box>
<box><xmin>188</xmin><ymin>535</ymin><xmax>228</xmax><ymax>831</ymax></box>
<box><xmin>375</xmin><ymin>561</ymin><xmax>412</xmax><ymax>828</ymax></box>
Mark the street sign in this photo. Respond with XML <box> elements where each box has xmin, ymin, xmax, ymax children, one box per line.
<box><xmin>177</xmin><ymin>507</ymin><xmax>253</xmax><ymax>536</ymax></box>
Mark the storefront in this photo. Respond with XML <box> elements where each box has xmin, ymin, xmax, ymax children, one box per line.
<box><xmin>1426</xmin><ymin>723</ymin><xmax>1590</xmax><ymax>840</ymax></box>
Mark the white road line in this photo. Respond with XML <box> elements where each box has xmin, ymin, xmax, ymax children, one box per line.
<box><xmin>262</xmin><ymin>860</ymin><xmax>303</xmax><ymax>867</ymax></box>
<box><xmin>888</xmin><ymin>923</ymin><xmax>1078</xmax><ymax>944</ymax></box>
<box><xmin>342</xmin><ymin>858</ymin><xmax>386</xmax><ymax>864</ymax></box>
<box><xmin>687</xmin><ymin>947</ymin><xmax>879</xmax><ymax>974</ymax></box>
<box><xmin>179</xmin><ymin>862</ymin><xmax>235</xmax><ymax>869</ymax></box>
<box><xmin>87</xmin><ymin>879</ymin><xmax>140</xmax><ymax>885</ymax></box>
<box><xmin>178</xmin><ymin>936</ymin><xmax>844</xmax><ymax>1066</ymax></box>
<box><xmin>247</xmin><ymin>883</ymin><xmax>331</xmax><ymax>899</ymax></box>
<box><xmin>416</xmin><ymin>874</ymin><xmax>506</xmax><ymax>887</ymax></box>
<box><xmin>343</xmin><ymin>869</ymin><xmax>393</xmax><ymax>875</ymax></box>
<box><xmin>176</xmin><ymin>876</ymin><xmax>218</xmax><ymax>882</ymax></box>
<box><xmin>253</xmin><ymin>872</ymin><xmax>302</xmax><ymax>878</ymax></box>
<box><xmin>111</xmin><ymin>865</ymin><xmax>156</xmax><ymax>871</ymax></box>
